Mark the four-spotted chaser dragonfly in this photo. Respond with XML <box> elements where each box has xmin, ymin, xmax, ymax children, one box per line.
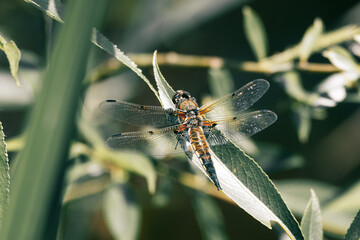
<box><xmin>100</xmin><ymin>79</ymin><xmax>277</xmax><ymax>190</ymax></box>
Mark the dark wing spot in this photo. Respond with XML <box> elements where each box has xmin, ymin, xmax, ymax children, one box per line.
<box><xmin>112</xmin><ymin>133</ymin><xmax>122</xmax><ymax>137</ymax></box>
<box><xmin>231</xmin><ymin>93</ymin><xmax>235</xmax><ymax>97</ymax></box>
<box><xmin>140</xmin><ymin>105</ymin><xmax>146</xmax><ymax>109</ymax></box>
<box><xmin>212</xmin><ymin>123</ymin><xmax>217</xmax><ymax>127</ymax></box>
<box><xmin>149</xmin><ymin>130</ymin><xmax>154</xmax><ymax>134</ymax></box>
<box><xmin>106</xmin><ymin>100</ymin><xmax>116</xmax><ymax>102</ymax></box>
<box><xmin>233</xmin><ymin>116</ymin><xmax>237</xmax><ymax>120</ymax></box>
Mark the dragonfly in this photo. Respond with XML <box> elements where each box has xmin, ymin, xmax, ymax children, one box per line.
<box><xmin>100</xmin><ymin>79</ymin><xmax>277</xmax><ymax>190</ymax></box>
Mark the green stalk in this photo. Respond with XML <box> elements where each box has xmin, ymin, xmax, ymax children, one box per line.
<box><xmin>0</xmin><ymin>0</ymin><xmax>108</xmax><ymax>239</ymax></box>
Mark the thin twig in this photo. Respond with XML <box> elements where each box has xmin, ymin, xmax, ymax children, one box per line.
<box><xmin>88</xmin><ymin>25</ymin><xmax>359</xmax><ymax>83</ymax></box>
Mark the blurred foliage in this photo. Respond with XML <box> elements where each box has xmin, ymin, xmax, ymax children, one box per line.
<box><xmin>0</xmin><ymin>35</ymin><xmax>21</xmax><ymax>87</ymax></box>
<box><xmin>300</xmin><ymin>190</ymin><xmax>323</xmax><ymax>240</ymax></box>
<box><xmin>0</xmin><ymin>0</ymin><xmax>360</xmax><ymax>239</ymax></box>
<box><xmin>0</xmin><ymin>122</ymin><xmax>10</xmax><ymax>227</ymax></box>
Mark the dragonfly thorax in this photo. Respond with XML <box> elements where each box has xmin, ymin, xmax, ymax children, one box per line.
<box><xmin>172</xmin><ymin>90</ymin><xmax>197</xmax><ymax>108</ymax></box>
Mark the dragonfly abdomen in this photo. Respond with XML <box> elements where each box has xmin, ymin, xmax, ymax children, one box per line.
<box><xmin>189</xmin><ymin>127</ymin><xmax>222</xmax><ymax>190</ymax></box>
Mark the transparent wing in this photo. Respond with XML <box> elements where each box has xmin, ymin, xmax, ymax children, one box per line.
<box><xmin>206</xmin><ymin>110</ymin><xmax>277</xmax><ymax>146</ymax></box>
<box><xmin>106</xmin><ymin>125</ymin><xmax>188</xmax><ymax>156</ymax></box>
<box><xmin>100</xmin><ymin>99</ymin><xmax>178</xmax><ymax>127</ymax></box>
<box><xmin>200</xmin><ymin>79</ymin><xmax>270</xmax><ymax>119</ymax></box>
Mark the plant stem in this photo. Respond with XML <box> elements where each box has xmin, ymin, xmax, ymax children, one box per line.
<box><xmin>88</xmin><ymin>25</ymin><xmax>359</xmax><ymax>83</ymax></box>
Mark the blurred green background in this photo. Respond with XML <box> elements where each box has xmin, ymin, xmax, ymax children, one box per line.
<box><xmin>1</xmin><ymin>0</ymin><xmax>360</xmax><ymax>239</ymax></box>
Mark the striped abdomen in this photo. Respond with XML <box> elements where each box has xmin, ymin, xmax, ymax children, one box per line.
<box><xmin>189</xmin><ymin>127</ymin><xmax>221</xmax><ymax>190</ymax></box>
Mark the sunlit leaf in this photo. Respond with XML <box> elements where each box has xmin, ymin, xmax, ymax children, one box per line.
<box><xmin>192</xmin><ymin>192</ymin><xmax>229</xmax><ymax>240</ymax></box>
<box><xmin>91</xmin><ymin>29</ymin><xmax>160</xmax><ymax>102</ymax></box>
<box><xmin>301</xmin><ymin>189</ymin><xmax>323</xmax><ymax>240</ymax></box>
<box><xmin>278</xmin><ymin>71</ymin><xmax>308</xmax><ymax>103</ymax></box>
<box><xmin>103</xmin><ymin>184</ymin><xmax>140</xmax><ymax>240</ymax></box>
<box><xmin>154</xmin><ymin>61</ymin><xmax>303</xmax><ymax>239</ymax></box>
<box><xmin>0</xmin><ymin>122</ymin><xmax>10</xmax><ymax>227</ymax></box>
<box><xmin>0</xmin><ymin>36</ymin><xmax>22</xmax><ymax>87</ymax></box>
<box><xmin>24</xmin><ymin>0</ymin><xmax>64</xmax><ymax>22</ymax></box>
<box><xmin>243</xmin><ymin>6</ymin><xmax>268</xmax><ymax>61</ymax></box>
<box><xmin>208</xmin><ymin>68</ymin><xmax>235</xmax><ymax>98</ymax></box>
<box><xmin>91</xmin><ymin>28</ymin><xmax>159</xmax><ymax>102</ymax></box>
<box><xmin>153</xmin><ymin>51</ymin><xmax>175</xmax><ymax>109</ymax></box>
<box><xmin>317</xmin><ymin>70</ymin><xmax>359</xmax><ymax>103</ymax></box>
<box><xmin>323</xmin><ymin>46</ymin><xmax>359</xmax><ymax>72</ymax></box>
<box><xmin>344</xmin><ymin>210</ymin><xmax>360</xmax><ymax>240</ymax></box>
<box><xmin>299</xmin><ymin>18</ymin><xmax>323</xmax><ymax>63</ymax></box>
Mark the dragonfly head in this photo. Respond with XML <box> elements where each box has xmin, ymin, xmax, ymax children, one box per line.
<box><xmin>172</xmin><ymin>90</ymin><xmax>196</xmax><ymax>105</ymax></box>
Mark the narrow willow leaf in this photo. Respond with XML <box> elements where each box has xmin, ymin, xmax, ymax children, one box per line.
<box><xmin>24</xmin><ymin>0</ymin><xmax>64</xmax><ymax>22</ymax></box>
<box><xmin>91</xmin><ymin>29</ymin><xmax>160</xmax><ymax>101</ymax></box>
<box><xmin>345</xmin><ymin>210</ymin><xmax>360</xmax><ymax>240</ymax></box>
<box><xmin>78</xmin><ymin>117</ymin><xmax>157</xmax><ymax>193</ymax></box>
<box><xmin>243</xmin><ymin>6</ymin><xmax>268</xmax><ymax>61</ymax></box>
<box><xmin>192</xmin><ymin>192</ymin><xmax>229</xmax><ymax>240</ymax></box>
<box><xmin>294</xmin><ymin>104</ymin><xmax>311</xmax><ymax>143</ymax></box>
<box><xmin>24</xmin><ymin>0</ymin><xmax>160</xmax><ymax>102</ymax></box>
<box><xmin>323</xmin><ymin>46</ymin><xmax>359</xmax><ymax>72</ymax></box>
<box><xmin>208</xmin><ymin>68</ymin><xmax>235</xmax><ymax>98</ymax></box>
<box><xmin>103</xmin><ymin>184</ymin><xmax>140</xmax><ymax>240</ymax></box>
<box><xmin>301</xmin><ymin>189</ymin><xmax>323</xmax><ymax>240</ymax></box>
<box><xmin>299</xmin><ymin>18</ymin><xmax>323</xmax><ymax>63</ymax></box>
<box><xmin>154</xmin><ymin>70</ymin><xmax>303</xmax><ymax>239</ymax></box>
<box><xmin>209</xmin><ymin>139</ymin><xmax>303</xmax><ymax>239</ymax></box>
<box><xmin>153</xmin><ymin>51</ymin><xmax>175</xmax><ymax>109</ymax></box>
<box><xmin>94</xmin><ymin>147</ymin><xmax>157</xmax><ymax>194</ymax></box>
<box><xmin>0</xmin><ymin>122</ymin><xmax>10</xmax><ymax>227</ymax></box>
<box><xmin>278</xmin><ymin>71</ymin><xmax>308</xmax><ymax>103</ymax></box>
<box><xmin>0</xmin><ymin>0</ymin><xmax>108</xmax><ymax>239</ymax></box>
<box><xmin>0</xmin><ymin>36</ymin><xmax>22</xmax><ymax>87</ymax></box>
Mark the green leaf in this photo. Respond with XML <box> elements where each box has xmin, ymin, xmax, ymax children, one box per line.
<box><xmin>208</xmin><ymin>68</ymin><xmax>235</xmax><ymax>98</ymax></box>
<box><xmin>24</xmin><ymin>0</ymin><xmax>64</xmax><ymax>22</ymax></box>
<box><xmin>191</xmin><ymin>192</ymin><xmax>229</xmax><ymax>240</ymax></box>
<box><xmin>153</xmin><ymin>50</ymin><xmax>175</xmax><ymax>109</ymax></box>
<box><xmin>0</xmin><ymin>36</ymin><xmax>22</xmax><ymax>87</ymax></box>
<box><xmin>153</xmin><ymin>67</ymin><xmax>303</xmax><ymax>239</ymax></box>
<box><xmin>0</xmin><ymin>122</ymin><xmax>10</xmax><ymax>227</ymax></box>
<box><xmin>301</xmin><ymin>189</ymin><xmax>323</xmax><ymax>240</ymax></box>
<box><xmin>293</xmin><ymin>104</ymin><xmax>311</xmax><ymax>143</ymax></box>
<box><xmin>243</xmin><ymin>6</ymin><xmax>268</xmax><ymax>61</ymax></box>
<box><xmin>299</xmin><ymin>18</ymin><xmax>323</xmax><ymax>63</ymax></box>
<box><xmin>209</xmin><ymin>138</ymin><xmax>303</xmax><ymax>239</ymax></box>
<box><xmin>345</xmin><ymin>210</ymin><xmax>360</xmax><ymax>240</ymax></box>
<box><xmin>279</xmin><ymin>71</ymin><xmax>308</xmax><ymax>103</ymax></box>
<box><xmin>103</xmin><ymin>184</ymin><xmax>140</xmax><ymax>240</ymax></box>
<box><xmin>323</xmin><ymin>46</ymin><xmax>359</xmax><ymax>72</ymax></box>
<box><xmin>91</xmin><ymin>29</ymin><xmax>160</xmax><ymax>102</ymax></box>
<box><xmin>0</xmin><ymin>0</ymin><xmax>109</xmax><ymax>239</ymax></box>
<box><xmin>94</xmin><ymin>147</ymin><xmax>157</xmax><ymax>194</ymax></box>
